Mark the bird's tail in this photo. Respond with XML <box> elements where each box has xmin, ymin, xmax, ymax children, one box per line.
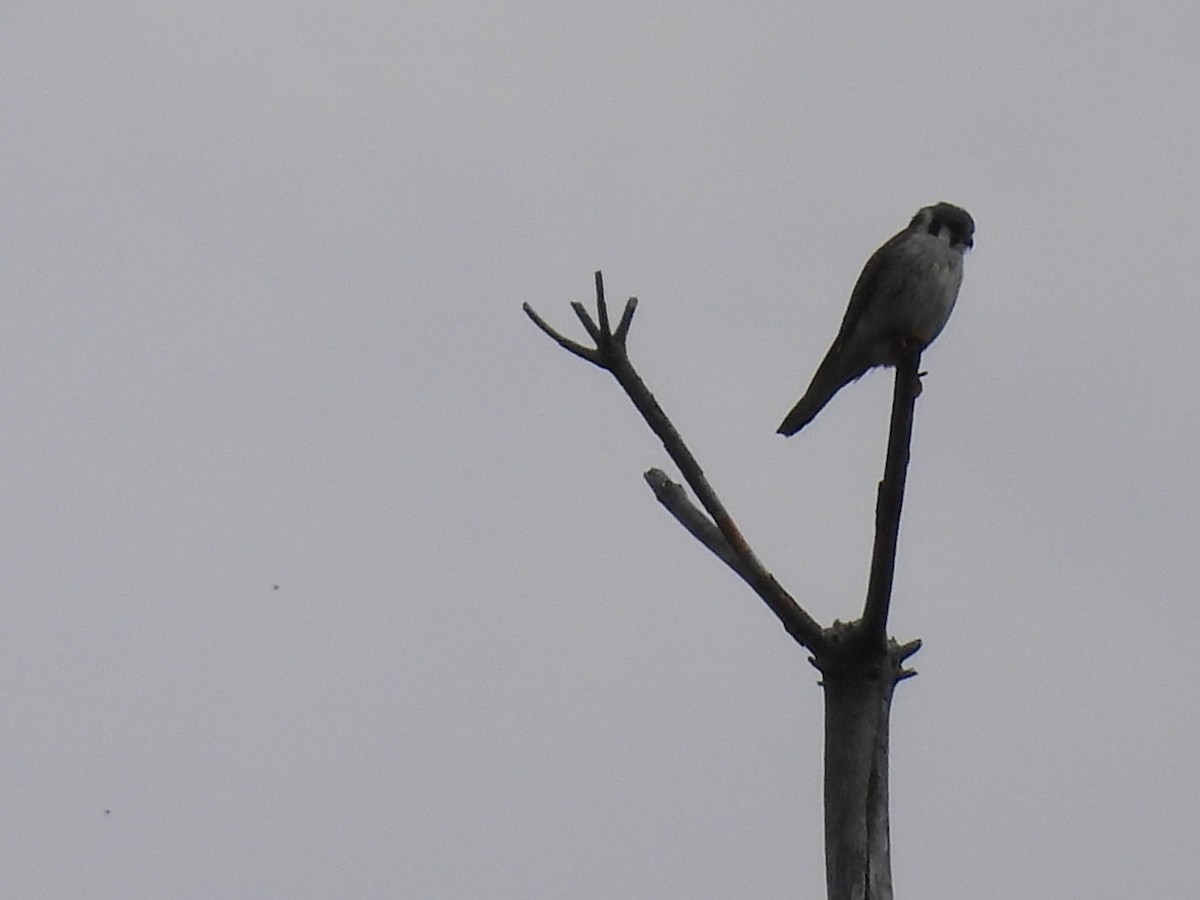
<box><xmin>776</xmin><ymin>354</ymin><xmax>862</xmax><ymax>436</ymax></box>
<box><xmin>776</xmin><ymin>387</ymin><xmax>835</xmax><ymax>436</ymax></box>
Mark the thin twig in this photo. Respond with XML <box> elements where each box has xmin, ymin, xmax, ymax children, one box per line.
<box><xmin>522</xmin><ymin>303</ymin><xmax>600</xmax><ymax>365</ymax></box>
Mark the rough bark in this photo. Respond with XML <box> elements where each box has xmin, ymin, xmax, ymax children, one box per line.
<box><xmin>816</xmin><ymin>627</ymin><xmax>918</xmax><ymax>900</ymax></box>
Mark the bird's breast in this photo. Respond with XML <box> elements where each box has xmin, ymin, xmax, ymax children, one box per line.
<box><xmin>854</xmin><ymin>234</ymin><xmax>963</xmax><ymax>362</ymax></box>
<box><xmin>890</xmin><ymin>235</ymin><xmax>963</xmax><ymax>341</ymax></box>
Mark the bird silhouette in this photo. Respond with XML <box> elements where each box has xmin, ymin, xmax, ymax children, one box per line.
<box><xmin>778</xmin><ymin>202</ymin><xmax>974</xmax><ymax>436</ymax></box>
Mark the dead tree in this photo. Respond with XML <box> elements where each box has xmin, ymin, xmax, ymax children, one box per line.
<box><xmin>525</xmin><ymin>272</ymin><xmax>925</xmax><ymax>900</ymax></box>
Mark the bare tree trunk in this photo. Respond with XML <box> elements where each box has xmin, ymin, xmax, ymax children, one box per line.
<box><xmin>820</xmin><ymin>633</ymin><xmax>911</xmax><ymax>900</ymax></box>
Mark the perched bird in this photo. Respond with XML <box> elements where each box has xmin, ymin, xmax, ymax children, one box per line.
<box><xmin>777</xmin><ymin>202</ymin><xmax>975</xmax><ymax>436</ymax></box>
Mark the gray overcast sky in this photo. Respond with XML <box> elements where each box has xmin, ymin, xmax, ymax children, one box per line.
<box><xmin>3</xmin><ymin>2</ymin><xmax>1198</xmax><ymax>897</ymax></box>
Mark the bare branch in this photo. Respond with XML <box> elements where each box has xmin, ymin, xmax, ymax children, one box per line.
<box><xmin>526</xmin><ymin>272</ymin><xmax>825</xmax><ymax>651</ymax></box>
<box><xmin>613</xmin><ymin>296</ymin><xmax>638</xmax><ymax>343</ymax></box>
<box><xmin>861</xmin><ymin>347</ymin><xmax>922</xmax><ymax>646</ymax></box>
<box><xmin>570</xmin><ymin>301</ymin><xmax>603</xmax><ymax>345</ymax></box>
<box><xmin>895</xmin><ymin>638</ymin><xmax>922</xmax><ymax>662</ymax></box>
<box><xmin>644</xmin><ymin>468</ymin><xmax>753</xmax><ymax>584</ymax></box>
<box><xmin>521</xmin><ymin>303</ymin><xmax>600</xmax><ymax>366</ymax></box>
<box><xmin>594</xmin><ymin>269</ymin><xmax>611</xmax><ymax>337</ymax></box>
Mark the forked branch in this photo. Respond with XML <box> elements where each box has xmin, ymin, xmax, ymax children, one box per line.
<box><xmin>524</xmin><ymin>271</ymin><xmax>824</xmax><ymax>651</ymax></box>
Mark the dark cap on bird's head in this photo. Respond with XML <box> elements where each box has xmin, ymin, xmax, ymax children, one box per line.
<box><xmin>911</xmin><ymin>202</ymin><xmax>974</xmax><ymax>250</ymax></box>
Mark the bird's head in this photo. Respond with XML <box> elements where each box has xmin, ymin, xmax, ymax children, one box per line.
<box><xmin>911</xmin><ymin>202</ymin><xmax>975</xmax><ymax>252</ymax></box>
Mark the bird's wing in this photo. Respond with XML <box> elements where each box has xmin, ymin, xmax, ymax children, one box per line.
<box><xmin>827</xmin><ymin>227</ymin><xmax>910</xmax><ymax>350</ymax></box>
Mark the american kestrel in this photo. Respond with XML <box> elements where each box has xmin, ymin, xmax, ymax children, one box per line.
<box><xmin>777</xmin><ymin>202</ymin><xmax>975</xmax><ymax>436</ymax></box>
